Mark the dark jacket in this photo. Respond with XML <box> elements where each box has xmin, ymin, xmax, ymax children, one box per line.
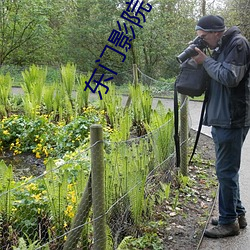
<box><xmin>203</xmin><ymin>26</ymin><xmax>250</xmax><ymax>128</ymax></box>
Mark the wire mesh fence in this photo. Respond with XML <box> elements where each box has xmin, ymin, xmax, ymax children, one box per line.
<box><xmin>0</xmin><ymin>66</ymin><xmax>191</xmax><ymax>249</ymax></box>
<box><xmin>137</xmin><ymin>67</ymin><xmax>175</xmax><ymax>96</ymax></box>
<box><xmin>0</xmin><ymin>117</ymin><xmax>190</xmax><ymax>249</ymax></box>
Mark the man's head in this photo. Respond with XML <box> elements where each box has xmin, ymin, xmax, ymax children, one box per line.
<box><xmin>195</xmin><ymin>15</ymin><xmax>225</xmax><ymax>49</ymax></box>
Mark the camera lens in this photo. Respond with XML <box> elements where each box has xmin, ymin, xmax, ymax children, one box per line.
<box><xmin>176</xmin><ymin>36</ymin><xmax>208</xmax><ymax>63</ymax></box>
<box><xmin>176</xmin><ymin>44</ymin><xmax>198</xmax><ymax>63</ymax></box>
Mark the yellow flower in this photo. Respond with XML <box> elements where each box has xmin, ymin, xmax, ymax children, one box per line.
<box><xmin>21</xmin><ymin>176</ymin><xmax>32</xmax><ymax>181</ymax></box>
<box><xmin>32</xmin><ymin>193</ymin><xmax>42</xmax><ymax>201</ymax></box>
<box><xmin>12</xmin><ymin>207</ymin><xmax>17</xmax><ymax>212</ymax></box>
<box><xmin>3</xmin><ymin>130</ymin><xmax>9</xmax><ymax>135</ymax></box>
<box><xmin>14</xmin><ymin>149</ymin><xmax>22</xmax><ymax>155</ymax></box>
<box><xmin>71</xmin><ymin>195</ymin><xmax>76</xmax><ymax>204</ymax></box>
<box><xmin>65</xmin><ymin>205</ymin><xmax>74</xmax><ymax>218</ymax></box>
<box><xmin>100</xmin><ymin>110</ymin><xmax>106</xmax><ymax>115</ymax></box>
<box><xmin>43</xmin><ymin>147</ymin><xmax>49</xmax><ymax>157</ymax></box>
<box><xmin>26</xmin><ymin>183</ymin><xmax>37</xmax><ymax>191</ymax></box>
<box><xmin>36</xmin><ymin>152</ymin><xmax>41</xmax><ymax>159</ymax></box>
<box><xmin>10</xmin><ymin>143</ymin><xmax>14</xmax><ymax>150</ymax></box>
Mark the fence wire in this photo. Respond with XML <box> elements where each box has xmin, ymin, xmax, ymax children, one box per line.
<box><xmin>0</xmin><ymin>68</ymin><xmax>192</xmax><ymax>249</ymax></box>
<box><xmin>137</xmin><ymin>67</ymin><xmax>175</xmax><ymax>96</ymax></box>
<box><xmin>0</xmin><ymin>120</ymin><xmax>189</xmax><ymax>249</ymax></box>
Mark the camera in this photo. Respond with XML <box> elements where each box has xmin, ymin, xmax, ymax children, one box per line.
<box><xmin>176</xmin><ymin>36</ymin><xmax>208</xmax><ymax>64</ymax></box>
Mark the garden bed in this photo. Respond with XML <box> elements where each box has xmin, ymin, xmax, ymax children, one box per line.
<box><xmin>0</xmin><ymin>130</ymin><xmax>217</xmax><ymax>250</ymax></box>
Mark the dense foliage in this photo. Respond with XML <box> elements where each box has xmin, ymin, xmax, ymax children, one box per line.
<box><xmin>0</xmin><ymin>63</ymin><xmax>178</xmax><ymax>248</ymax></box>
<box><xmin>1</xmin><ymin>0</ymin><xmax>247</xmax><ymax>83</ymax></box>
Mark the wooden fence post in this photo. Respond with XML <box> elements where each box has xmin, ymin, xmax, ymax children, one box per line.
<box><xmin>133</xmin><ymin>63</ymin><xmax>138</xmax><ymax>86</ymax></box>
<box><xmin>91</xmin><ymin>124</ymin><xmax>106</xmax><ymax>250</ymax></box>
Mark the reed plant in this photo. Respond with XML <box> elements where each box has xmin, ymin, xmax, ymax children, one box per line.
<box><xmin>21</xmin><ymin>65</ymin><xmax>47</xmax><ymax>118</ymax></box>
<box><xmin>0</xmin><ymin>161</ymin><xmax>16</xmax><ymax>248</ymax></box>
<box><xmin>0</xmin><ymin>161</ymin><xmax>14</xmax><ymax>222</ymax></box>
<box><xmin>42</xmin><ymin>159</ymin><xmax>69</xmax><ymax>247</ymax></box>
<box><xmin>129</xmin><ymin>84</ymin><xmax>153</xmax><ymax>135</ymax></box>
<box><xmin>109</xmin><ymin>109</ymin><xmax>132</xmax><ymax>141</ymax></box>
<box><xmin>42</xmin><ymin>158</ymin><xmax>89</xmax><ymax>234</ymax></box>
<box><xmin>43</xmin><ymin>84</ymin><xmax>56</xmax><ymax>114</ymax></box>
<box><xmin>145</xmin><ymin>100</ymin><xmax>175</xmax><ymax>164</ymax></box>
<box><xmin>51</xmin><ymin>83</ymin><xmax>73</xmax><ymax>122</ymax></box>
<box><xmin>76</xmin><ymin>74</ymin><xmax>90</xmax><ymax>113</ymax></box>
<box><xmin>48</xmin><ymin>64</ymin><xmax>77</xmax><ymax>122</ymax></box>
<box><xmin>60</xmin><ymin>63</ymin><xmax>76</xmax><ymax>103</ymax></box>
<box><xmin>126</xmin><ymin>140</ymin><xmax>151</xmax><ymax>224</ymax></box>
<box><xmin>43</xmin><ymin>159</ymin><xmax>69</xmax><ymax>220</ymax></box>
<box><xmin>105</xmin><ymin>136</ymin><xmax>153</xmax><ymax>226</ymax></box>
<box><xmin>129</xmin><ymin>84</ymin><xmax>142</xmax><ymax>125</ymax></box>
<box><xmin>0</xmin><ymin>73</ymin><xmax>12</xmax><ymax>117</ymax></box>
<box><xmin>100</xmin><ymin>82</ymin><xmax>122</xmax><ymax>128</ymax></box>
<box><xmin>141</xmin><ymin>89</ymin><xmax>153</xmax><ymax>124</ymax></box>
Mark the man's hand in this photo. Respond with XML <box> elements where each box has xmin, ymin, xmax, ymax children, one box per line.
<box><xmin>192</xmin><ymin>47</ymin><xmax>207</xmax><ymax>64</ymax></box>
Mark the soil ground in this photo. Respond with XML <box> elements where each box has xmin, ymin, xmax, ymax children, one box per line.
<box><xmin>159</xmin><ymin>130</ymin><xmax>217</xmax><ymax>250</ymax></box>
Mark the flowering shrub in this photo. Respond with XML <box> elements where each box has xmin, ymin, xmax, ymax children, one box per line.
<box><xmin>0</xmin><ymin>106</ymin><xmax>105</xmax><ymax>158</ymax></box>
<box><xmin>0</xmin><ymin>103</ymin><xmax>104</xmax><ymax>247</ymax></box>
<box><xmin>8</xmin><ymin>163</ymin><xmax>89</xmax><ymax>244</ymax></box>
<box><xmin>12</xmin><ymin>177</ymin><xmax>49</xmax><ymax>239</ymax></box>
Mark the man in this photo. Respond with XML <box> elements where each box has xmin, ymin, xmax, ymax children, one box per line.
<box><xmin>192</xmin><ymin>15</ymin><xmax>250</xmax><ymax>238</ymax></box>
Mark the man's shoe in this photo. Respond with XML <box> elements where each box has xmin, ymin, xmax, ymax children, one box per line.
<box><xmin>204</xmin><ymin>222</ymin><xmax>240</xmax><ymax>238</ymax></box>
<box><xmin>211</xmin><ymin>214</ymin><xmax>247</xmax><ymax>229</ymax></box>
<box><xmin>238</xmin><ymin>215</ymin><xmax>248</xmax><ymax>228</ymax></box>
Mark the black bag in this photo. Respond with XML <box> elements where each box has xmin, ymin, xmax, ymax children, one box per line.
<box><xmin>174</xmin><ymin>58</ymin><xmax>209</xmax><ymax>168</ymax></box>
<box><xmin>175</xmin><ymin>58</ymin><xmax>208</xmax><ymax>97</ymax></box>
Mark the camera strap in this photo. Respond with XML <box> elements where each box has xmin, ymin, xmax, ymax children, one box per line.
<box><xmin>189</xmin><ymin>91</ymin><xmax>208</xmax><ymax>164</ymax></box>
<box><xmin>174</xmin><ymin>82</ymin><xmax>181</xmax><ymax>168</ymax></box>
